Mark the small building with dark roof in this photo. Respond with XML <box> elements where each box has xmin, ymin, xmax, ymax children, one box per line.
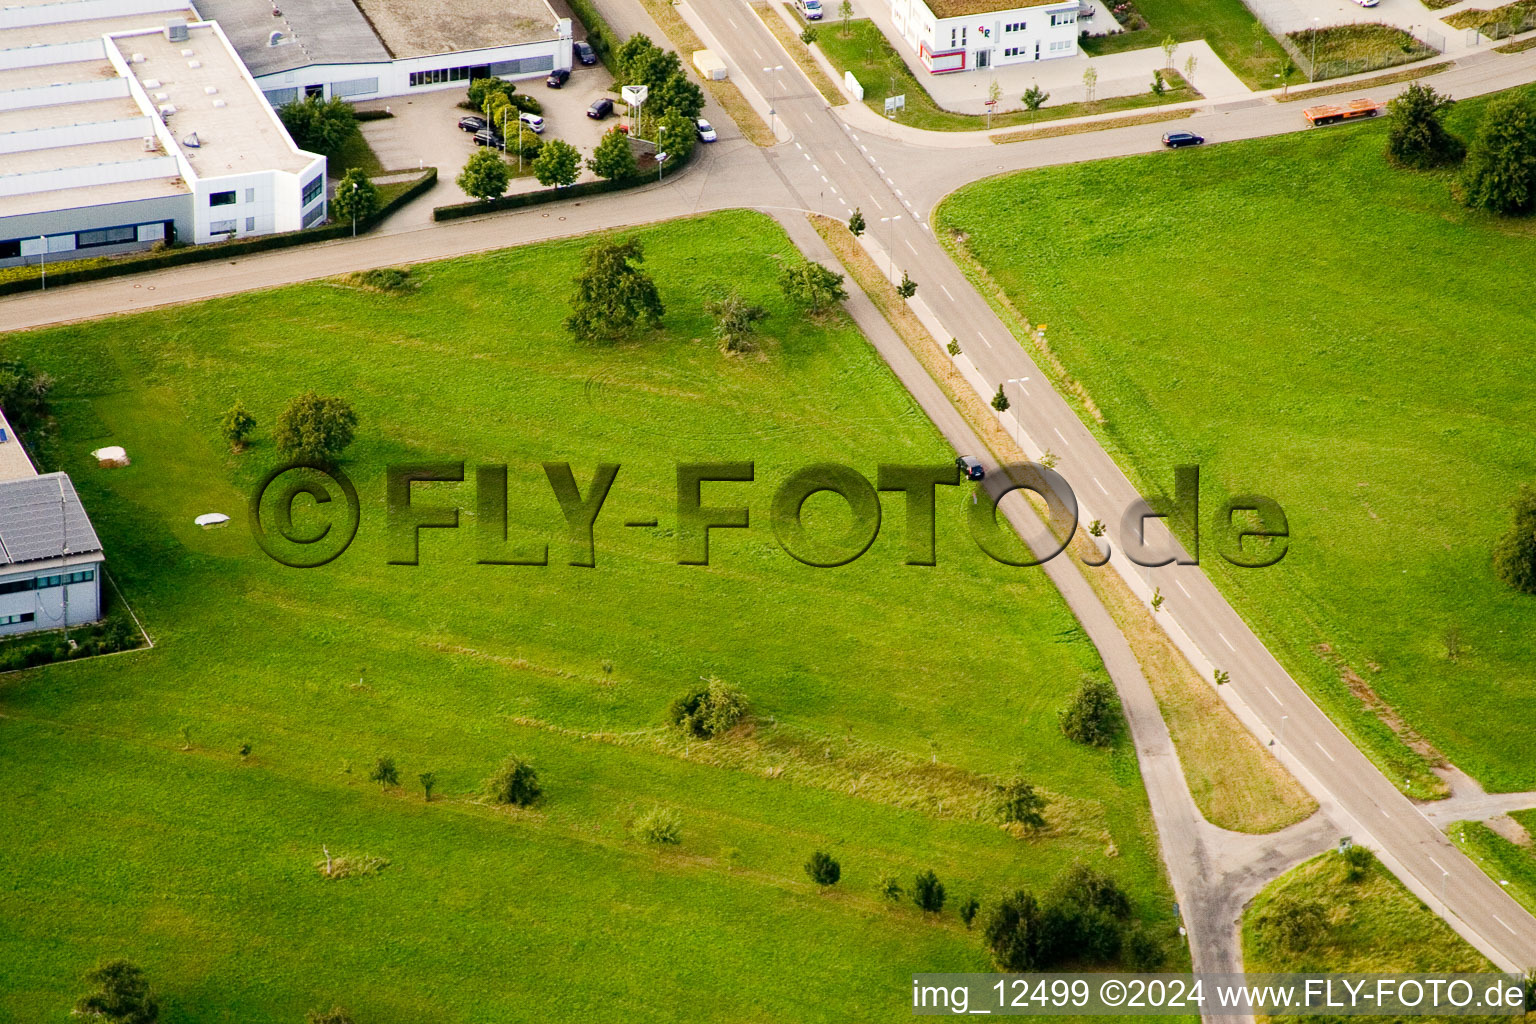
<box><xmin>0</xmin><ymin>410</ymin><xmax>104</xmax><ymax>638</ymax></box>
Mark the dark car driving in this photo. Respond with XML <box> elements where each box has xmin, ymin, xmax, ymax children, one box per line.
<box><xmin>1161</xmin><ymin>131</ymin><xmax>1205</xmax><ymax>148</ymax></box>
<box><xmin>956</xmin><ymin>456</ymin><xmax>985</xmax><ymax>481</ymax></box>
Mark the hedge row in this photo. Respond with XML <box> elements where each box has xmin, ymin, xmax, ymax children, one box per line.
<box><xmin>0</xmin><ymin>167</ymin><xmax>437</xmax><ymax>298</ymax></box>
<box><xmin>432</xmin><ymin>148</ymin><xmax>695</xmax><ymax>222</ymax></box>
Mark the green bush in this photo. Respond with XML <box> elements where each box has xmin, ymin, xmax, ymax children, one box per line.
<box><xmin>984</xmin><ymin>889</ymin><xmax>1046</xmax><ymax>970</ymax></box>
<box><xmin>1049</xmin><ymin>860</ymin><xmax>1131</xmax><ymax>919</ymax></box>
<box><xmin>995</xmin><ymin>776</ymin><xmax>1047</xmax><ymax>828</ymax></box>
<box><xmin>74</xmin><ymin>959</ymin><xmax>158</xmax><ymax>1024</ymax></box>
<box><xmin>369</xmin><ymin>756</ymin><xmax>399</xmax><ymax>787</ymax></box>
<box><xmin>634</xmin><ymin>804</ymin><xmax>682</xmax><ymax>844</ymax></box>
<box><xmin>487</xmin><ymin>756</ymin><xmax>541</xmax><ymax>806</ymax></box>
<box><xmin>912</xmin><ymin>869</ymin><xmax>946</xmax><ymax>913</ymax></box>
<box><xmin>1493</xmin><ymin>484</ymin><xmax>1536</xmax><ymax>594</ymax></box>
<box><xmin>666</xmin><ymin>677</ymin><xmax>748</xmax><ymax>739</ymax></box>
<box><xmin>805</xmin><ymin>850</ymin><xmax>841</xmax><ymax>886</ymax></box>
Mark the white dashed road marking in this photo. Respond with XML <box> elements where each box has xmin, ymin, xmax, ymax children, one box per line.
<box><xmin>1315</xmin><ymin>742</ymin><xmax>1335</xmax><ymax>762</ymax></box>
<box><xmin>978</xmin><ymin>332</ymin><xmax>993</xmax><ymax>348</ymax></box>
<box><xmin>1176</xmin><ymin>580</ymin><xmax>1190</xmax><ymax>597</ymax></box>
<box><xmin>1094</xmin><ymin>477</ymin><xmax>1108</xmax><ymax>495</ymax></box>
<box><xmin>1053</xmin><ymin>427</ymin><xmax>1067</xmax><ymax>444</ymax></box>
<box><xmin>940</xmin><ymin>284</ymin><xmax>954</xmax><ymax>300</ymax></box>
<box><xmin>1264</xmin><ymin>685</ymin><xmax>1283</xmax><ymax>705</ymax></box>
<box><xmin>1219</xmin><ymin>632</ymin><xmax>1235</xmax><ymax>651</ymax></box>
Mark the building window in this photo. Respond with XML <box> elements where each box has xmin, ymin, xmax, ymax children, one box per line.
<box><xmin>1004</xmin><ymin>45</ymin><xmax>1021</xmax><ymax>55</ymax></box>
<box><xmin>1049</xmin><ymin>12</ymin><xmax>1075</xmax><ymax>25</ymax></box>
<box><xmin>301</xmin><ymin>175</ymin><xmax>323</xmax><ymax>205</ymax></box>
<box><xmin>209</xmin><ymin>190</ymin><xmax>236</xmax><ymax>207</ymax></box>
<box><xmin>1005</xmin><ymin>21</ymin><xmax>1026</xmax><ymax>31</ymax></box>
<box><xmin>76</xmin><ymin>225</ymin><xmax>138</xmax><ymax>249</ymax></box>
<box><xmin>409</xmin><ymin>66</ymin><xmax>473</xmax><ymax>88</ymax></box>
<box><xmin>0</xmin><ymin>239</ymin><xmax>20</xmax><ymax>259</ymax></box>
<box><xmin>245</xmin><ymin>217</ymin><xmax>256</xmax><ymax>231</ymax></box>
<box><xmin>0</xmin><ymin>570</ymin><xmax>94</xmax><ymax>596</ymax></box>
<box><xmin>961</xmin><ymin>26</ymin><xmax>967</xmax><ymax>45</ymax></box>
<box><xmin>244</xmin><ymin>188</ymin><xmax>256</xmax><ymax>203</ymax></box>
<box><xmin>209</xmin><ymin>219</ymin><xmax>237</xmax><ymax>234</ymax></box>
<box><xmin>1049</xmin><ymin>38</ymin><xmax>1073</xmax><ymax>50</ymax></box>
<box><xmin>0</xmin><ymin>612</ymin><xmax>36</xmax><ymax>626</ymax></box>
<box><xmin>949</xmin><ymin>27</ymin><xmax>956</xmax><ymax>46</ymax></box>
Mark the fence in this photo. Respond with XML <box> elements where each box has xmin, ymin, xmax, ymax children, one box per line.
<box><xmin>1461</xmin><ymin>7</ymin><xmax>1536</xmax><ymax>42</ymax></box>
<box><xmin>1277</xmin><ymin>23</ymin><xmax>1444</xmax><ymax>83</ymax></box>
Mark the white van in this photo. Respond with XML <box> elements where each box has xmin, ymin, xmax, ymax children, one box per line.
<box><xmin>798</xmin><ymin>0</ymin><xmax>823</xmax><ymax>18</ymax></box>
<box><xmin>519</xmin><ymin>111</ymin><xmax>545</xmax><ymax>134</ymax></box>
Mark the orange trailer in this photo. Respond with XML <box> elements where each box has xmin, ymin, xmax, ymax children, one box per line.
<box><xmin>1302</xmin><ymin>98</ymin><xmax>1383</xmax><ymax>126</ymax></box>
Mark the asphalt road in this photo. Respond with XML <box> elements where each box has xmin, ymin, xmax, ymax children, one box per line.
<box><xmin>4</xmin><ymin>0</ymin><xmax>1535</xmax><ymax>983</ymax></box>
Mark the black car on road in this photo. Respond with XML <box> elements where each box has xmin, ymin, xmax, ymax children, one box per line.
<box><xmin>1161</xmin><ymin>131</ymin><xmax>1205</xmax><ymax>148</ymax></box>
<box><xmin>587</xmin><ymin>97</ymin><xmax>613</xmax><ymax>119</ymax></box>
<box><xmin>458</xmin><ymin>115</ymin><xmax>487</xmax><ymax>132</ymax></box>
<box><xmin>956</xmin><ymin>456</ymin><xmax>985</xmax><ymax>481</ymax></box>
<box><xmin>547</xmin><ymin>68</ymin><xmax>570</xmax><ymax>88</ymax></box>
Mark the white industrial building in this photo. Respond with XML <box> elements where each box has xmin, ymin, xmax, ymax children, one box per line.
<box><xmin>0</xmin><ymin>0</ymin><xmax>326</xmax><ymax>267</ymax></box>
<box><xmin>193</xmin><ymin>0</ymin><xmax>574</xmax><ymax>108</ymax></box>
<box><xmin>0</xmin><ymin>0</ymin><xmax>572</xmax><ymax>268</ymax></box>
<box><xmin>0</xmin><ymin>409</ymin><xmax>104</xmax><ymax>639</ymax></box>
<box><xmin>886</xmin><ymin>0</ymin><xmax>1082</xmax><ymax>72</ymax></box>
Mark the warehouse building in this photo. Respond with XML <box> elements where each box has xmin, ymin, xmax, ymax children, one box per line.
<box><xmin>192</xmin><ymin>0</ymin><xmax>574</xmax><ymax>107</ymax></box>
<box><xmin>0</xmin><ymin>409</ymin><xmax>104</xmax><ymax>638</ymax></box>
<box><xmin>886</xmin><ymin>0</ymin><xmax>1082</xmax><ymax>72</ymax></box>
<box><xmin>0</xmin><ymin>0</ymin><xmax>327</xmax><ymax>267</ymax></box>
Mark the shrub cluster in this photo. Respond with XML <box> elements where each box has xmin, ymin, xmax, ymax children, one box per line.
<box><xmin>666</xmin><ymin>677</ymin><xmax>749</xmax><ymax>739</ymax></box>
<box><xmin>0</xmin><ymin>615</ymin><xmax>140</xmax><ymax>672</ymax></box>
<box><xmin>984</xmin><ymin>862</ymin><xmax>1158</xmax><ymax>971</ymax></box>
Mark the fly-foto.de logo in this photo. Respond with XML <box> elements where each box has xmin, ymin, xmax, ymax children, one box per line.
<box><xmin>248</xmin><ymin>461</ymin><xmax>1289</xmax><ymax>570</ymax></box>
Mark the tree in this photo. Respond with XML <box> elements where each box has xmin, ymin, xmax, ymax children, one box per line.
<box><xmin>1493</xmin><ymin>485</ymin><xmax>1536</xmax><ymax>594</ymax></box>
<box><xmin>566</xmin><ymin>236</ymin><xmax>665</xmax><ymax>342</ymax></box>
<box><xmin>1386</xmin><ymin>83</ymin><xmax>1463</xmax><ymax>169</ymax></box>
<box><xmin>1161</xmin><ymin>34</ymin><xmax>1178</xmax><ymax>70</ymax></box>
<box><xmin>877</xmin><ymin>871</ymin><xmax>903</xmax><ymax>901</ymax></box>
<box><xmin>805</xmin><ymin>850</ymin><xmax>842</xmax><ymax>886</ymax></box>
<box><xmin>0</xmin><ymin>359</ymin><xmax>54</xmax><ymax>434</ymax></box>
<box><xmin>656</xmin><ymin>108</ymin><xmax>698</xmax><ymax>164</ymax></box>
<box><xmin>588</xmin><ymin>128</ymin><xmax>638</xmax><ymax>180</ymax></box>
<box><xmin>1083</xmin><ymin>65</ymin><xmax>1098</xmax><ymax>104</ymax></box>
<box><xmin>1184</xmin><ymin>53</ymin><xmax>1198</xmax><ymax>85</ymax></box>
<box><xmin>468</xmin><ymin>77</ymin><xmax>514</xmax><ymax>112</ymax></box>
<box><xmin>1022</xmin><ymin>84</ymin><xmax>1049</xmax><ymax>121</ymax></box>
<box><xmin>778</xmin><ymin>258</ymin><xmax>847</xmax><ymax>314</ymax></box>
<box><xmin>985</xmin><ymin>890</ymin><xmax>1046</xmax><ymax>971</ymax></box>
<box><xmin>1278</xmin><ymin>56</ymin><xmax>1296</xmax><ymax>98</ymax></box>
<box><xmin>667</xmin><ymin>677</ymin><xmax>749</xmax><ymax>738</ymax></box>
<box><xmin>995</xmin><ymin>776</ymin><xmax>1047</xmax><ymax>829</ymax></box>
<box><xmin>1459</xmin><ymin>92</ymin><xmax>1536</xmax><ymax>215</ymax></box>
<box><xmin>839</xmin><ymin>0</ymin><xmax>854</xmax><ymax>34</ymax></box>
<box><xmin>1060</xmin><ymin>677</ymin><xmax>1123</xmax><ymax>747</ymax></box>
<box><xmin>277</xmin><ymin>95</ymin><xmax>358</xmax><ymax>156</ymax></box>
<box><xmin>1250</xmin><ymin>19</ymin><xmax>1266</xmax><ymax>56</ymax></box>
<box><xmin>651</xmin><ymin>72</ymin><xmax>706</xmax><ymax>121</ymax></box>
<box><xmin>488</xmin><ymin>755</ymin><xmax>541</xmax><ymax>806</ymax></box>
<box><xmin>991</xmin><ymin>383</ymin><xmax>1010</xmax><ymax>413</ymax></box>
<box><xmin>75</xmin><ymin>960</ymin><xmax>158</xmax><ymax>1024</ymax></box>
<box><xmin>370</xmin><ymin>756</ymin><xmax>399</xmax><ymax>787</ymax></box>
<box><xmin>533</xmin><ymin>138</ymin><xmax>582</xmax><ymax>188</ymax></box>
<box><xmin>306</xmin><ymin>1008</ymin><xmax>357</xmax><ymax>1024</ymax></box>
<box><xmin>801</xmin><ymin>24</ymin><xmax>819</xmax><ymax>43</ymax></box>
<box><xmin>419</xmin><ymin>770</ymin><xmax>436</xmax><ymax>802</ymax></box>
<box><xmin>220</xmin><ymin>401</ymin><xmax>255</xmax><ymax>452</ymax></box>
<box><xmin>457</xmin><ymin>147</ymin><xmax>511</xmax><ymax>202</ymax></box>
<box><xmin>706</xmin><ymin>289</ymin><xmax>770</xmax><ymax>354</ymax></box>
<box><xmin>987</xmin><ymin>77</ymin><xmax>1002</xmax><ymax>127</ymax></box>
<box><xmin>896</xmin><ymin>271</ymin><xmax>917</xmax><ymax>298</ymax></box>
<box><xmin>1041</xmin><ymin>899</ymin><xmax>1122</xmax><ymax>962</ymax></box>
<box><xmin>958</xmin><ymin>895</ymin><xmax>981</xmax><ymax>928</ymax></box>
<box><xmin>635</xmin><ymin>804</ymin><xmax>682</xmax><ymax>844</ymax></box>
<box><xmin>331</xmin><ymin>168</ymin><xmax>380</xmax><ymax>227</ymax></box>
<box><xmin>1124</xmin><ymin>925</ymin><xmax>1165</xmax><ymax>971</ymax></box>
<box><xmin>912</xmin><ymin>869</ymin><xmax>947</xmax><ymax>913</ymax></box>
<box><xmin>274</xmin><ymin>391</ymin><xmax>357</xmax><ymax>464</ymax></box>
<box><xmin>1150</xmin><ymin>70</ymin><xmax>1166</xmax><ymax>97</ymax></box>
<box><xmin>848</xmin><ymin>207</ymin><xmax>865</xmax><ymax>236</ymax></box>
<box><xmin>1050</xmin><ymin>861</ymin><xmax>1131</xmax><ymax>919</ymax></box>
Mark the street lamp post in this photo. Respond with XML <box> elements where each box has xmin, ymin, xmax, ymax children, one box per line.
<box><xmin>38</xmin><ymin>235</ymin><xmax>45</xmax><ymax>291</ymax></box>
<box><xmin>763</xmin><ymin>65</ymin><xmax>783</xmax><ymax>135</ymax></box>
<box><xmin>1279</xmin><ymin>714</ymin><xmax>1289</xmax><ymax>746</ymax></box>
<box><xmin>879</xmin><ymin>215</ymin><xmax>901</xmax><ymax>283</ymax></box>
<box><xmin>351</xmin><ymin>181</ymin><xmax>358</xmax><ymax>237</ymax></box>
<box><xmin>1006</xmin><ymin>377</ymin><xmax>1030</xmax><ymax>447</ymax></box>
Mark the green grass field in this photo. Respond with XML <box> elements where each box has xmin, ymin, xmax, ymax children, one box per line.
<box><xmin>1079</xmin><ymin>0</ymin><xmax>1289</xmax><ymax>89</ymax></box>
<box><xmin>935</xmin><ymin>88</ymin><xmax>1536</xmax><ymax>795</ymax></box>
<box><xmin>0</xmin><ymin>212</ymin><xmax>1181</xmax><ymax>1021</ymax></box>
<box><xmin>1244</xmin><ymin>851</ymin><xmax>1496</xmax><ymax>1021</ymax></box>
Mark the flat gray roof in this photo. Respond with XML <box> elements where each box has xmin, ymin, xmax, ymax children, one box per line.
<box><xmin>357</xmin><ymin>0</ymin><xmax>558</xmax><ymax>57</ymax></box>
<box><xmin>0</xmin><ymin>472</ymin><xmax>103</xmax><ymax>567</ymax></box>
<box><xmin>190</xmin><ymin>0</ymin><xmax>390</xmax><ymax>77</ymax></box>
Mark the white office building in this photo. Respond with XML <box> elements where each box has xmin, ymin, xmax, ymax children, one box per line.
<box><xmin>0</xmin><ymin>409</ymin><xmax>104</xmax><ymax>639</ymax></box>
<box><xmin>887</xmin><ymin>0</ymin><xmax>1082</xmax><ymax>73</ymax></box>
<box><xmin>0</xmin><ymin>0</ymin><xmax>326</xmax><ymax>266</ymax></box>
<box><xmin>192</xmin><ymin>0</ymin><xmax>574</xmax><ymax>108</ymax></box>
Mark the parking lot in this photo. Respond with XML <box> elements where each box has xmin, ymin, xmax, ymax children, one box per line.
<box><xmin>355</xmin><ymin>59</ymin><xmax>621</xmax><ymax>219</ymax></box>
